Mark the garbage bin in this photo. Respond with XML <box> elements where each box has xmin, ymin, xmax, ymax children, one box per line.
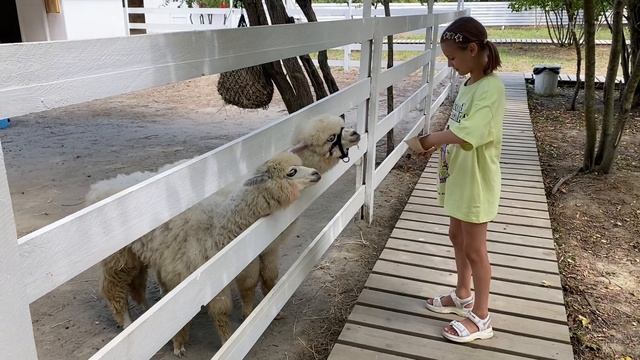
<box><xmin>533</xmin><ymin>65</ymin><xmax>561</xmax><ymax>96</ymax></box>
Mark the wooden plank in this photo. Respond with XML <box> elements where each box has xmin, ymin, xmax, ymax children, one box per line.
<box><xmin>398</xmin><ymin>211</ymin><xmax>553</xmax><ymax>238</ymax></box>
<box><xmin>501</xmin><ymin>158</ymin><xmax>542</xmax><ymax>166</ymax></box>
<box><xmin>395</xmin><ymin>219</ymin><xmax>555</xmax><ymax>249</ymax></box>
<box><xmin>499</xmin><ymin>167</ymin><xmax>543</xmax><ymax>177</ymax></box>
<box><xmin>365</xmin><ymin>273</ymin><xmax>567</xmax><ymax>321</ymax></box>
<box><xmin>328</xmin><ymin>344</ymin><xmax>410</xmax><ymax>360</ymax></box>
<box><xmin>502</xmin><ymin>140</ymin><xmax>539</xmax><ymax>148</ymax></box>
<box><xmin>358</xmin><ymin>290</ymin><xmax>571</xmax><ymax>344</ymax></box>
<box><xmin>411</xmin><ymin>189</ymin><xmax>549</xmax><ymax>211</ymax></box>
<box><xmin>499</xmin><ymin>161</ymin><xmax>542</xmax><ymax>170</ymax></box>
<box><xmin>417</xmin><ymin>177</ymin><xmax>545</xmax><ymax>194</ymax></box>
<box><xmin>415</xmin><ymin>183</ymin><xmax>547</xmax><ymax>201</ymax></box>
<box><xmin>348</xmin><ymin>306</ymin><xmax>574</xmax><ymax>359</ymax></box>
<box><xmin>374</xmin><ymin>259</ymin><xmax>562</xmax><ymax>303</ymax></box>
<box><xmin>500</xmin><ymin>153</ymin><xmax>541</xmax><ymax>161</ymax></box>
<box><xmin>500</xmin><ymin>178</ymin><xmax>545</xmax><ymax>188</ymax></box>
<box><xmin>422</xmin><ymin>165</ymin><xmax>544</xmax><ymax>179</ymax></box>
<box><xmin>380</xmin><ymin>249</ymin><xmax>560</xmax><ymax>288</ymax></box>
<box><xmin>390</xmin><ymin>228</ymin><xmax>557</xmax><ymax>260</ymax></box>
<box><xmin>404</xmin><ymin>203</ymin><xmax>551</xmax><ymax>227</ymax></box>
<box><xmin>386</xmin><ymin>238</ymin><xmax>558</xmax><ymax>273</ymax></box>
<box><xmin>421</xmin><ymin>170</ymin><xmax>546</xmax><ymax>183</ymax></box>
<box><xmin>338</xmin><ymin>323</ymin><xmax>528</xmax><ymax>360</ymax></box>
<box><xmin>408</xmin><ymin>196</ymin><xmax>549</xmax><ymax>219</ymax></box>
<box><xmin>503</xmin><ymin>136</ymin><xmax>537</xmax><ymax>143</ymax></box>
<box><xmin>421</xmin><ymin>173</ymin><xmax>544</xmax><ymax>188</ymax></box>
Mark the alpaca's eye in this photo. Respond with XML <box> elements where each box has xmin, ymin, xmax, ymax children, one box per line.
<box><xmin>287</xmin><ymin>168</ymin><xmax>297</xmax><ymax>177</ymax></box>
<box><xmin>327</xmin><ymin>134</ymin><xmax>337</xmax><ymax>142</ymax></box>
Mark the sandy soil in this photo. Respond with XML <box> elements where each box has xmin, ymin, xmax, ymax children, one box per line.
<box><xmin>2</xmin><ymin>68</ymin><xmax>448</xmax><ymax>359</ymax></box>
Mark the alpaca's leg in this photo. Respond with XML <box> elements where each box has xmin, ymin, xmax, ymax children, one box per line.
<box><xmin>235</xmin><ymin>260</ymin><xmax>260</xmax><ymax>319</ymax></box>
<box><xmin>100</xmin><ymin>263</ymin><xmax>133</xmax><ymax>328</ymax></box>
<box><xmin>259</xmin><ymin>243</ymin><xmax>286</xmax><ymax>319</ymax></box>
<box><xmin>172</xmin><ymin>324</ymin><xmax>191</xmax><ymax>357</ymax></box>
<box><xmin>207</xmin><ymin>286</ymin><xmax>234</xmax><ymax>343</ymax></box>
<box><xmin>129</xmin><ymin>263</ymin><xmax>149</xmax><ymax>310</ymax></box>
<box><xmin>259</xmin><ymin>244</ymin><xmax>280</xmax><ymax>296</ymax></box>
<box><xmin>155</xmin><ymin>269</ymin><xmax>193</xmax><ymax>356</ymax></box>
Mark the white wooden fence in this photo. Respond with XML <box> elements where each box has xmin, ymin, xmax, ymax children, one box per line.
<box><xmin>0</xmin><ymin>4</ymin><xmax>467</xmax><ymax>359</ymax></box>
<box><xmin>128</xmin><ymin>2</ymin><xmax>547</xmax><ymax>35</ymax></box>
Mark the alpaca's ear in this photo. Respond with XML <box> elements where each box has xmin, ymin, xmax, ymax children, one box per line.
<box><xmin>290</xmin><ymin>143</ymin><xmax>308</xmax><ymax>154</ymax></box>
<box><xmin>244</xmin><ymin>172</ymin><xmax>270</xmax><ymax>186</ymax></box>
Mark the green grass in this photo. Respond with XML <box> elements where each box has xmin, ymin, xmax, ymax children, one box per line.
<box><xmin>486</xmin><ymin>26</ymin><xmax>618</xmax><ymax>40</ymax></box>
<box><xmin>494</xmin><ymin>44</ymin><xmax>613</xmax><ymax>75</ymax></box>
<box><xmin>318</xmin><ymin>43</ymin><xmax>614</xmax><ymax>75</ymax></box>
<box><xmin>398</xmin><ymin>26</ymin><xmax>626</xmax><ymax>41</ymax></box>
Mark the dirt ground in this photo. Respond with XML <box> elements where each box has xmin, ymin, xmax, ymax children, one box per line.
<box><xmin>3</xmin><ymin>68</ymin><xmax>446</xmax><ymax>359</ymax></box>
<box><xmin>528</xmin><ymin>86</ymin><xmax>640</xmax><ymax>359</ymax></box>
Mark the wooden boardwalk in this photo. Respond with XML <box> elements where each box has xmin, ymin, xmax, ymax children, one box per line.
<box><xmin>328</xmin><ymin>73</ymin><xmax>574</xmax><ymax>360</ymax></box>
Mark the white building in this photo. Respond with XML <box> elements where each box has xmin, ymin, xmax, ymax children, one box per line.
<box><xmin>1</xmin><ymin>0</ymin><xmax>126</xmax><ymax>43</ymax></box>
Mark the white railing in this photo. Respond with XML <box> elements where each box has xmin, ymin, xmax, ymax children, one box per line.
<box><xmin>126</xmin><ymin>7</ymin><xmax>244</xmax><ymax>33</ymax></box>
<box><xmin>0</xmin><ymin>5</ymin><xmax>467</xmax><ymax>359</ymax></box>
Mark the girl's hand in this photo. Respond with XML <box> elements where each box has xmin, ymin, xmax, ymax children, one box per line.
<box><xmin>419</xmin><ymin>146</ymin><xmax>438</xmax><ymax>162</ymax></box>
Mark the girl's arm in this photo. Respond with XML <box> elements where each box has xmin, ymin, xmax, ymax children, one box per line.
<box><xmin>419</xmin><ymin>130</ymin><xmax>467</xmax><ymax>149</ymax></box>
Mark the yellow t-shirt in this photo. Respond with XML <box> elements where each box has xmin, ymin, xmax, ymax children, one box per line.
<box><xmin>437</xmin><ymin>73</ymin><xmax>505</xmax><ymax>223</ymax></box>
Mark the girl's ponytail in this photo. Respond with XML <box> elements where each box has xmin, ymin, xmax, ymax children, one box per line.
<box><xmin>484</xmin><ymin>40</ymin><xmax>502</xmax><ymax>75</ymax></box>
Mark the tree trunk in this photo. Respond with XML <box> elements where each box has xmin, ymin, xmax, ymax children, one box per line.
<box><xmin>296</xmin><ymin>0</ymin><xmax>340</xmax><ymax>94</ymax></box>
<box><xmin>126</xmin><ymin>0</ymin><xmax>146</xmax><ymax>35</ymax></box>
<box><xmin>598</xmin><ymin>0</ymin><xmax>640</xmax><ymax>172</ymax></box>
<box><xmin>384</xmin><ymin>0</ymin><xmax>394</xmax><ymax>156</ymax></box>
<box><xmin>264</xmin><ymin>0</ymin><xmax>314</xmax><ymax>109</ymax></box>
<box><xmin>630</xmin><ymin>0</ymin><xmax>640</xmax><ymax>67</ymax></box>
<box><xmin>299</xmin><ymin>55</ymin><xmax>329</xmax><ymax>100</ymax></box>
<box><xmin>594</xmin><ymin>0</ymin><xmax>624</xmax><ymax>167</ymax></box>
<box><xmin>582</xmin><ymin>0</ymin><xmax>597</xmax><ymax>171</ymax></box>
<box><xmin>565</xmin><ymin>0</ymin><xmax>581</xmax><ymax>110</ymax></box>
<box><xmin>242</xmin><ymin>0</ymin><xmax>305</xmax><ymax>112</ymax></box>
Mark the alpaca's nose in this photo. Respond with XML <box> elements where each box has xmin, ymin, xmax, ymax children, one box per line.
<box><xmin>351</xmin><ymin>131</ymin><xmax>361</xmax><ymax>141</ymax></box>
<box><xmin>311</xmin><ymin>171</ymin><xmax>321</xmax><ymax>182</ymax></box>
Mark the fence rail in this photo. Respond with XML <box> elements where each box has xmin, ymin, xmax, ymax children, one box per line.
<box><xmin>0</xmin><ymin>6</ymin><xmax>468</xmax><ymax>359</ymax></box>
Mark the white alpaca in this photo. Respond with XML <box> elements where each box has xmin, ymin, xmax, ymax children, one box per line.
<box><xmin>89</xmin><ymin>115</ymin><xmax>360</xmax><ymax>354</ymax></box>
<box><xmin>91</xmin><ymin>152</ymin><xmax>320</xmax><ymax>355</ymax></box>
<box><xmin>257</xmin><ymin>115</ymin><xmax>360</xmax><ymax>299</ymax></box>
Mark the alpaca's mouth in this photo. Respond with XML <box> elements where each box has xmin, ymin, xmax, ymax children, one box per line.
<box><xmin>310</xmin><ymin>172</ymin><xmax>322</xmax><ymax>183</ymax></box>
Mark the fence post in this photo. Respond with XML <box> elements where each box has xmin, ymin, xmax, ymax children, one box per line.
<box><xmin>449</xmin><ymin>0</ymin><xmax>464</xmax><ymax>99</ymax></box>
<box><xmin>0</xmin><ymin>143</ymin><xmax>38</xmax><ymax>359</ymax></box>
<box><xmin>343</xmin><ymin>1</ymin><xmax>352</xmax><ymax>71</ymax></box>
<box><xmin>355</xmin><ymin>0</ymin><xmax>372</xmax><ymax>213</ymax></box>
<box><xmin>422</xmin><ymin>0</ymin><xmax>437</xmax><ymax>134</ymax></box>
<box><xmin>362</xmin><ymin>32</ymin><xmax>383</xmax><ymax>224</ymax></box>
<box><xmin>123</xmin><ymin>0</ymin><xmax>131</xmax><ymax>35</ymax></box>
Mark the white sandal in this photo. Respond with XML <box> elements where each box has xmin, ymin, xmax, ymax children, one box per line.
<box><xmin>425</xmin><ymin>289</ymin><xmax>474</xmax><ymax>317</ymax></box>
<box><xmin>442</xmin><ymin>311</ymin><xmax>494</xmax><ymax>343</ymax></box>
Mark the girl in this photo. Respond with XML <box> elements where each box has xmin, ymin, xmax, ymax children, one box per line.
<box><xmin>405</xmin><ymin>16</ymin><xmax>505</xmax><ymax>343</ymax></box>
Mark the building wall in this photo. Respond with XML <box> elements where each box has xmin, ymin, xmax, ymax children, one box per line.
<box><xmin>62</xmin><ymin>0</ymin><xmax>126</xmax><ymax>40</ymax></box>
<box><xmin>15</xmin><ymin>0</ymin><xmax>50</xmax><ymax>42</ymax></box>
<box><xmin>15</xmin><ymin>0</ymin><xmax>125</xmax><ymax>42</ymax></box>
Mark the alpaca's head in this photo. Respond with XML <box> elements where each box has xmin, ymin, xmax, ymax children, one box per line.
<box><xmin>244</xmin><ymin>152</ymin><xmax>321</xmax><ymax>203</ymax></box>
<box><xmin>292</xmin><ymin>115</ymin><xmax>361</xmax><ymax>164</ymax></box>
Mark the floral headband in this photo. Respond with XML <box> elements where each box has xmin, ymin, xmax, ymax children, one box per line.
<box><xmin>442</xmin><ymin>31</ymin><xmax>488</xmax><ymax>44</ymax></box>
